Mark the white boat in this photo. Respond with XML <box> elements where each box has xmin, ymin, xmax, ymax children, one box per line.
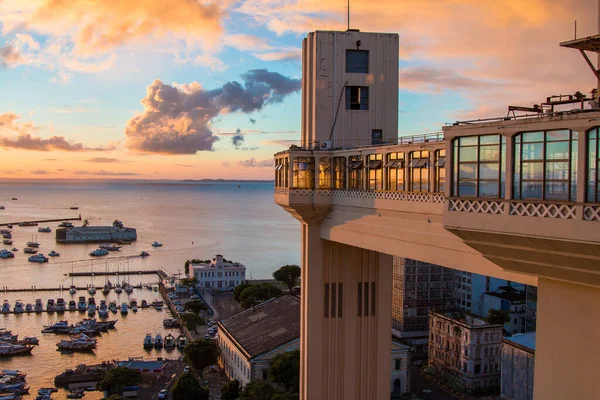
<box><xmin>109</xmin><ymin>301</ymin><xmax>118</xmax><ymax>313</ymax></box>
<box><xmin>164</xmin><ymin>333</ymin><xmax>176</xmax><ymax>349</ymax></box>
<box><xmin>177</xmin><ymin>335</ymin><xmax>188</xmax><ymax>349</ymax></box>
<box><xmin>24</xmin><ymin>304</ymin><xmax>33</xmax><ymax>313</ymax></box>
<box><xmin>87</xmin><ymin>304</ymin><xmax>96</xmax><ymax>317</ymax></box>
<box><xmin>88</xmin><ymin>286</ymin><xmax>96</xmax><ymax>295</ymax></box>
<box><xmin>153</xmin><ymin>334</ymin><xmax>163</xmax><ymax>348</ymax></box>
<box><xmin>68</xmin><ymin>300</ymin><xmax>77</xmax><ymax>311</ymax></box>
<box><xmin>57</xmin><ymin>334</ymin><xmax>96</xmax><ymax>351</ymax></box>
<box><xmin>131</xmin><ymin>305</ymin><xmax>138</xmax><ymax>312</ymax></box>
<box><xmin>28</xmin><ymin>254</ymin><xmax>49</xmax><ymax>263</ymax></box>
<box><xmin>98</xmin><ymin>308</ymin><xmax>108</xmax><ymax>319</ymax></box>
<box><xmin>46</xmin><ymin>299</ymin><xmax>55</xmax><ymax>312</ymax></box>
<box><xmin>55</xmin><ymin>298</ymin><xmax>66</xmax><ymax>312</ymax></box>
<box><xmin>0</xmin><ymin>343</ymin><xmax>34</xmax><ymax>356</ymax></box>
<box><xmin>69</xmin><ymin>286</ymin><xmax>77</xmax><ymax>295</ymax></box>
<box><xmin>13</xmin><ymin>301</ymin><xmax>23</xmax><ymax>314</ymax></box>
<box><xmin>0</xmin><ymin>249</ymin><xmax>14</xmax><ymax>259</ymax></box>
<box><xmin>115</xmin><ymin>284</ymin><xmax>123</xmax><ymax>294</ymax></box>
<box><xmin>120</xmin><ymin>303</ymin><xmax>128</xmax><ymax>315</ymax></box>
<box><xmin>124</xmin><ymin>284</ymin><xmax>133</xmax><ymax>294</ymax></box>
<box><xmin>77</xmin><ymin>297</ymin><xmax>87</xmax><ymax>311</ymax></box>
<box><xmin>48</xmin><ymin>250</ymin><xmax>60</xmax><ymax>257</ymax></box>
<box><xmin>151</xmin><ymin>241</ymin><xmax>163</xmax><ymax>247</ymax></box>
<box><xmin>143</xmin><ymin>334</ymin><xmax>153</xmax><ymax>348</ymax></box>
<box><xmin>38</xmin><ymin>227</ymin><xmax>51</xmax><ymax>233</ymax></box>
<box><xmin>1</xmin><ymin>300</ymin><xmax>10</xmax><ymax>313</ymax></box>
<box><xmin>89</xmin><ymin>248</ymin><xmax>109</xmax><ymax>257</ymax></box>
<box><xmin>34</xmin><ymin>299</ymin><xmax>43</xmax><ymax>313</ymax></box>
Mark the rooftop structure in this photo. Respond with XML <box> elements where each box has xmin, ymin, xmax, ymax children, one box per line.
<box><xmin>191</xmin><ymin>254</ymin><xmax>246</xmax><ymax>290</ymax></box>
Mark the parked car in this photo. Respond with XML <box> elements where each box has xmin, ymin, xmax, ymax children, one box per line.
<box><xmin>176</xmin><ymin>306</ymin><xmax>185</xmax><ymax>313</ymax></box>
<box><xmin>190</xmin><ymin>294</ymin><xmax>200</xmax><ymax>299</ymax></box>
<box><xmin>158</xmin><ymin>389</ymin><xmax>168</xmax><ymax>399</ymax></box>
<box><xmin>184</xmin><ymin>366</ymin><xmax>191</xmax><ymax>373</ymax></box>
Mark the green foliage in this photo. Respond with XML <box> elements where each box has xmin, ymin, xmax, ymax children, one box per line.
<box><xmin>239</xmin><ymin>284</ymin><xmax>282</xmax><ymax>309</ymax></box>
<box><xmin>180</xmin><ymin>277</ymin><xmax>199</xmax><ymax>288</ymax></box>
<box><xmin>273</xmin><ymin>265</ymin><xmax>301</xmax><ymax>291</ymax></box>
<box><xmin>184</xmin><ymin>261</ymin><xmax>190</xmax><ymax>275</ymax></box>
<box><xmin>233</xmin><ymin>282</ymin><xmax>252</xmax><ymax>303</ymax></box>
<box><xmin>486</xmin><ymin>309</ymin><xmax>510</xmax><ymax>325</ymax></box>
<box><xmin>184</xmin><ymin>300</ymin><xmax>208</xmax><ymax>314</ymax></box>
<box><xmin>268</xmin><ymin>349</ymin><xmax>300</xmax><ymax>393</ymax></box>
<box><xmin>184</xmin><ymin>339</ymin><xmax>220</xmax><ymax>375</ymax></box>
<box><xmin>181</xmin><ymin>313</ymin><xmax>205</xmax><ymax>330</ymax></box>
<box><xmin>240</xmin><ymin>381</ymin><xmax>278</xmax><ymax>400</ymax></box>
<box><xmin>172</xmin><ymin>372</ymin><xmax>209</xmax><ymax>400</ymax></box>
<box><xmin>97</xmin><ymin>367</ymin><xmax>141</xmax><ymax>395</ymax></box>
<box><xmin>105</xmin><ymin>395</ymin><xmax>125</xmax><ymax>400</ymax></box>
<box><xmin>221</xmin><ymin>380</ymin><xmax>241</xmax><ymax>400</ymax></box>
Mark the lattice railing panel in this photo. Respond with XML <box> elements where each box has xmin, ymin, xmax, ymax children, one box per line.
<box><xmin>274</xmin><ymin>187</ymin><xmax>289</xmax><ymax>195</ymax></box>
<box><xmin>584</xmin><ymin>205</ymin><xmax>600</xmax><ymax>222</ymax></box>
<box><xmin>290</xmin><ymin>189</ymin><xmax>314</xmax><ymax>196</ymax></box>
<box><xmin>509</xmin><ymin>202</ymin><xmax>576</xmax><ymax>219</ymax></box>
<box><xmin>316</xmin><ymin>189</ymin><xmax>444</xmax><ymax>203</ymax></box>
<box><xmin>449</xmin><ymin>199</ymin><xmax>505</xmax><ymax>215</ymax></box>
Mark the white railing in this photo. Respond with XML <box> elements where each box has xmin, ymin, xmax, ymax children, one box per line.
<box><xmin>317</xmin><ymin>189</ymin><xmax>444</xmax><ymax>203</ymax></box>
<box><xmin>584</xmin><ymin>205</ymin><xmax>600</xmax><ymax>222</ymax></box>
<box><xmin>509</xmin><ymin>202</ymin><xmax>576</xmax><ymax>219</ymax></box>
<box><xmin>449</xmin><ymin>199</ymin><xmax>505</xmax><ymax>215</ymax></box>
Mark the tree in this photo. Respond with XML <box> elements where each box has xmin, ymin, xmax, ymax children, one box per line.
<box><xmin>97</xmin><ymin>367</ymin><xmax>141</xmax><ymax>395</ymax></box>
<box><xmin>268</xmin><ymin>349</ymin><xmax>300</xmax><ymax>393</ymax></box>
<box><xmin>172</xmin><ymin>372</ymin><xmax>209</xmax><ymax>400</ymax></box>
<box><xmin>239</xmin><ymin>284</ymin><xmax>283</xmax><ymax>309</ymax></box>
<box><xmin>273</xmin><ymin>265</ymin><xmax>301</xmax><ymax>291</ymax></box>
<box><xmin>183</xmin><ymin>300</ymin><xmax>208</xmax><ymax>314</ymax></box>
<box><xmin>221</xmin><ymin>380</ymin><xmax>241</xmax><ymax>400</ymax></box>
<box><xmin>240</xmin><ymin>381</ymin><xmax>278</xmax><ymax>400</ymax></box>
<box><xmin>184</xmin><ymin>260</ymin><xmax>191</xmax><ymax>275</ymax></box>
<box><xmin>181</xmin><ymin>313</ymin><xmax>205</xmax><ymax>330</ymax></box>
<box><xmin>487</xmin><ymin>309</ymin><xmax>510</xmax><ymax>325</ymax></box>
<box><xmin>184</xmin><ymin>339</ymin><xmax>220</xmax><ymax>376</ymax></box>
<box><xmin>234</xmin><ymin>282</ymin><xmax>252</xmax><ymax>303</ymax></box>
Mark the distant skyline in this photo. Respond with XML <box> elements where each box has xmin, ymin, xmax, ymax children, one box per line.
<box><xmin>0</xmin><ymin>0</ymin><xmax>597</xmax><ymax>180</ymax></box>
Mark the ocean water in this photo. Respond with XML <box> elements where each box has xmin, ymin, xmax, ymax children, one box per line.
<box><xmin>0</xmin><ymin>180</ymin><xmax>300</xmax><ymax>286</ymax></box>
<box><xmin>0</xmin><ymin>180</ymin><xmax>300</xmax><ymax>395</ymax></box>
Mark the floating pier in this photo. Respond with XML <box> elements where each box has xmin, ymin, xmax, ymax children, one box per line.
<box><xmin>0</xmin><ymin>215</ymin><xmax>82</xmax><ymax>227</ymax></box>
<box><xmin>69</xmin><ymin>270</ymin><xmax>161</xmax><ymax>277</ymax></box>
<box><xmin>0</xmin><ymin>284</ymin><xmax>146</xmax><ymax>293</ymax></box>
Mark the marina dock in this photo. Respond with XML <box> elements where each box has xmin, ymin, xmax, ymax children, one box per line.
<box><xmin>69</xmin><ymin>270</ymin><xmax>162</xmax><ymax>277</ymax></box>
<box><xmin>0</xmin><ymin>216</ymin><xmax>82</xmax><ymax>227</ymax></box>
<box><xmin>0</xmin><ymin>284</ymin><xmax>147</xmax><ymax>293</ymax></box>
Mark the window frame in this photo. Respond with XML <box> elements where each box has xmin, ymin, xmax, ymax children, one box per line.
<box><xmin>366</xmin><ymin>154</ymin><xmax>383</xmax><ymax>190</ymax></box>
<box><xmin>345</xmin><ymin>86</ymin><xmax>369</xmax><ymax>111</ymax></box>
<box><xmin>333</xmin><ymin>157</ymin><xmax>347</xmax><ymax>189</ymax></box>
<box><xmin>292</xmin><ymin>156</ymin><xmax>315</xmax><ymax>189</ymax></box>
<box><xmin>386</xmin><ymin>152</ymin><xmax>405</xmax><ymax>191</ymax></box>
<box><xmin>346</xmin><ymin>49</ymin><xmax>369</xmax><ymax>74</ymax></box>
<box><xmin>435</xmin><ymin>149</ymin><xmax>446</xmax><ymax>193</ymax></box>
<box><xmin>587</xmin><ymin>127</ymin><xmax>599</xmax><ymax>203</ymax></box>
<box><xmin>408</xmin><ymin>150</ymin><xmax>430</xmax><ymax>192</ymax></box>
<box><xmin>318</xmin><ymin>157</ymin><xmax>332</xmax><ymax>189</ymax></box>
<box><xmin>348</xmin><ymin>155</ymin><xmax>364</xmax><ymax>189</ymax></box>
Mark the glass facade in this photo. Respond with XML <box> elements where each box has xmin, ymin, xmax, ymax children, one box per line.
<box><xmin>386</xmin><ymin>153</ymin><xmax>405</xmax><ymax>191</ymax></box>
<box><xmin>319</xmin><ymin>157</ymin><xmax>332</xmax><ymax>189</ymax></box>
<box><xmin>452</xmin><ymin>135</ymin><xmax>505</xmax><ymax>198</ymax></box>
<box><xmin>514</xmin><ymin>130</ymin><xmax>577</xmax><ymax>201</ymax></box>
<box><xmin>588</xmin><ymin>128</ymin><xmax>600</xmax><ymax>203</ymax></box>
<box><xmin>292</xmin><ymin>157</ymin><xmax>315</xmax><ymax>189</ymax></box>
<box><xmin>333</xmin><ymin>157</ymin><xmax>346</xmax><ymax>189</ymax></box>
<box><xmin>367</xmin><ymin>154</ymin><xmax>383</xmax><ymax>190</ymax></box>
<box><xmin>435</xmin><ymin>149</ymin><xmax>446</xmax><ymax>193</ymax></box>
<box><xmin>408</xmin><ymin>150</ymin><xmax>429</xmax><ymax>192</ymax></box>
<box><xmin>349</xmin><ymin>155</ymin><xmax>363</xmax><ymax>189</ymax></box>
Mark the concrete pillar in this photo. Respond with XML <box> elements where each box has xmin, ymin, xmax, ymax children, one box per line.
<box><xmin>533</xmin><ymin>278</ymin><xmax>600</xmax><ymax>399</ymax></box>
<box><xmin>300</xmin><ymin>224</ymin><xmax>393</xmax><ymax>400</ymax></box>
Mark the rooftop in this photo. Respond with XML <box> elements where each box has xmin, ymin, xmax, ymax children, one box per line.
<box><xmin>218</xmin><ymin>293</ymin><xmax>300</xmax><ymax>359</ymax></box>
<box><xmin>503</xmin><ymin>332</ymin><xmax>536</xmax><ymax>352</ymax></box>
<box><xmin>560</xmin><ymin>34</ymin><xmax>600</xmax><ymax>52</ymax></box>
<box><xmin>484</xmin><ymin>286</ymin><xmax>526</xmax><ymax>303</ymax></box>
<box><xmin>430</xmin><ymin>310</ymin><xmax>503</xmax><ymax>329</ymax></box>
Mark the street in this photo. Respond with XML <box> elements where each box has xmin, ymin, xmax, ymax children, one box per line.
<box><xmin>409</xmin><ymin>363</ymin><xmax>458</xmax><ymax>400</ymax></box>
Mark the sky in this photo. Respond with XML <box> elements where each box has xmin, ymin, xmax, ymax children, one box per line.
<box><xmin>0</xmin><ymin>0</ymin><xmax>598</xmax><ymax>180</ymax></box>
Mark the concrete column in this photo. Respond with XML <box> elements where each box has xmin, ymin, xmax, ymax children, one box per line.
<box><xmin>300</xmin><ymin>226</ymin><xmax>393</xmax><ymax>400</ymax></box>
<box><xmin>504</xmin><ymin>134</ymin><xmax>514</xmax><ymax>215</ymax></box>
<box><xmin>533</xmin><ymin>278</ymin><xmax>600</xmax><ymax>399</ymax></box>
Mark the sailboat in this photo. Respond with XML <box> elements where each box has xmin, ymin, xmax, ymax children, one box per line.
<box><xmin>88</xmin><ymin>261</ymin><xmax>96</xmax><ymax>295</ymax></box>
<box><xmin>114</xmin><ymin>263</ymin><xmax>123</xmax><ymax>294</ymax></box>
<box><xmin>69</xmin><ymin>262</ymin><xmax>77</xmax><ymax>295</ymax></box>
<box><xmin>102</xmin><ymin>261</ymin><xmax>111</xmax><ymax>295</ymax></box>
<box><xmin>124</xmin><ymin>260</ymin><xmax>133</xmax><ymax>293</ymax></box>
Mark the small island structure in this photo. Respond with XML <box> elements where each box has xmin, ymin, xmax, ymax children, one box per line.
<box><xmin>56</xmin><ymin>220</ymin><xmax>137</xmax><ymax>244</ymax></box>
<box><xmin>189</xmin><ymin>254</ymin><xmax>246</xmax><ymax>291</ymax></box>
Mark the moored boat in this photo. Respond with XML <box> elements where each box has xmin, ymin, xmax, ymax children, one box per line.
<box><xmin>0</xmin><ymin>343</ymin><xmax>34</xmax><ymax>357</ymax></box>
<box><xmin>13</xmin><ymin>301</ymin><xmax>23</xmax><ymax>314</ymax></box>
<box><xmin>23</xmin><ymin>248</ymin><xmax>37</xmax><ymax>254</ymax></box>
<box><xmin>68</xmin><ymin>300</ymin><xmax>77</xmax><ymax>311</ymax></box>
<box><xmin>24</xmin><ymin>304</ymin><xmax>33</xmax><ymax>313</ymax></box>
<box><xmin>46</xmin><ymin>299</ymin><xmax>55</xmax><ymax>312</ymax></box>
<box><xmin>57</xmin><ymin>334</ymin><xmax>97</xmax><ymax>351</ymax></box>
<box><xmin>143</xmin><ymin>333</ymin><xmax>153</xmax><ymax>348</ymax></box>
<box><xmin>164</xmin><ymin>333</ymin><xmax>176</xmax><ymax>349</ymax></box>
<box><xmin>2</xmin><ymin>300</ymin><xmax>10</xmax><ymax>313</ymax></box>
<box><xmin>28</xmin><ymin>254</ymin><xmax>48</xmax><ymax>263</ymax></box>
<box><xmin>37</xmin><ymin>227</ymin><xmax>51</xmax><ymax>233</ymax></box>
<box><xmin>153</xmin><ymin>334</ymin><xmax>163</xmax><ymax>348</ymax></box>
<box><xmin>120</xmin><ymin>303</ymin><xmax>128</xmax><ymax>315</ymax></box>
<box><xmin>151</xmin><ymin>241</ymin><xmax>163</xmax><ymax>247</ymax></box>
<box><xmin>0</xmin><ymin>249</ymin><xmax>14</xmax><ymax>259</ymax></box>
<box><xmin>48</xmin><ymin>250</ymin><xmax>60</xmax><ymax>257</ymax></box>
<box><xmin>89</xmin><ymin>248</ymin><xmax>109</xmax><ymax>257</ymax></box>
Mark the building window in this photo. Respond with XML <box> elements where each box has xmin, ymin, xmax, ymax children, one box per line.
<box><xmin>474</xmin><ymin>364</ymin><xmax>481</xmax><ymax>374</ymax></box>
<box><xmin>386</xmin><ymin>153</ymin><xmax>405</xmax><ymax>191</ymax></box>
<box><xmin>346</xmin><ymin>86</ymin><xmax>369</xmax><ymax>110</ymax></box>
<box><xmin>319</xmin><ymin>157</ymin><xmax>332</xmax><ymax>189</ymax></box>
<box><xmin>346</xmin><ymin>50</ymin><xmax>369</xmax><ymax>73</ymax></box>
<box><xmin>395</xmin><ymin>359</ymin><xmax>401</xmax><ymax>371</ymax></box>
<box><xmin>435</xmin><ymin>149</ymin><xmax>446</xmax><ymax>193</ymax></box>
<box><xmin>275</xmin><ymin>157</ymin><xmax>289</xmax><ymax>187</ymax></box>
<box><xmin>333</xmin><ymin>157</ymin><xmax>346</xmax><ymax>189</ymax></box>
<box><xmin>367</xmin><ymin>154</ymin><xmax>383</xmax><ymax>190</ymax></box>
<box><xmin>372</xmin><ymin>129</ymin><xmax>383</xmax><ymax>145</ymax></box>
<box><xmin>408</xmin><ymin>150</ymin><xmax>429</xmax><ymax>192</ymax></box>
<box><xmin>587</xmin><ymin>127</ymin><xmax>600</xmax><ymax>202</ymax></box>
<box><xmin>349</xmin><ymin>156</ymin><xmax>364</xmax><ymax>189</ymax></box>
<box><xmin>452</xmin><ymin>135</ymin><xmax>506</xmax><ymax>198</ymax></box>
<box><xmin>514</xmin><ymin>130</ymin><xmax>577</xmax><ymax>201</ymax></box>
<box><xmin>292</xmin><ymin>157</ymin><xmax>315</xmax><ymax>188</ymax></box>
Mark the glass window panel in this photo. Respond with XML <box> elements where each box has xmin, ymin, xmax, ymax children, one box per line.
<box><xmin>460</xmin><ymin>137</ymin><xmax>478</xmax><ymax>146</ymax></box>
<box><xmin>479</xmin><ymin>163</ymin><xmax>500</xmax><ymax>180</ymax></box>
<box><xmin>546</xmin><ymin>129</ymin><xmax>571</xmax><ymax>142</ymax></box>
<box><xmin>546</xmin><ymin>141</ymin><xmax>569</xmax><ymax>160</ymax></box>
<box><xmin>479</xmin><ymin>146</ymin><xmax>500</xmax><ymax>162</ymax></box>
<box><xmin>522</xmin><ymin>142</ymin><xmax>543</xmax><ymax>161</ymax></box>
<box><xmin>521</xmin><ymin>162</ymin><xmax>544</xmax><ymax>180</ymax></box>
<box><xmin>545</xmin><ymin>182</ymin><xmax>569</xmax><ymax>201</ymax></box>
<box><xmin>479</xmin><ymin>135</ymin><xmax>499</xmax><ymax>145</ymax></box>
<box><xmin>346</xmin><ymin>50</ymin><xmax>369</xmax><ymax>73</ymax></box>
<box><xmin>479</xmin><ymin>181</ymin><xmax>499</xmax><ymax>198</ymax></box>
<box><xmin>545</xmin><ymin>161</ymin><xmax>569</xmax><ymax>180</ymax></box>
<box><xmin>459</xmin><ymin>164</ymin><xmax>477</xmax><ymax>180</ymax></box>
<box><xmin>521</xmin><ymin>182</ymin><xmax>543</xmax><ymax>199</ymax></box>
<box><xmin>459</xmin><ymin>147</ymin><xmax>477</xmax><ymax>162</ymax></box>
<box><xmin>522</xmin><ymin>131</ymin><xmax>544</xmax><ymax>142</ymax></box>
<box><xmin>459</xmin><ymin>182</ymin><xmax>477</xmax><ymax>197</ymax></box>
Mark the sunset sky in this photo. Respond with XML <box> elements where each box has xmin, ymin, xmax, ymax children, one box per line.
<box><xmin>0</xmin><ymin>0</ymin><xmax>598</xmax><ymax>180</ymax></box>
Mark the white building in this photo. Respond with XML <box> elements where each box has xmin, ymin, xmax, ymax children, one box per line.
<box><xmin>481</xmin><ymin>286</ymin><xmax>527</xmax><ymax>335</ymax></box>
<box><xmin>390</xmin><ymin>340</ymin><xmax>411</xmax><ymax>397</ymax></box>
<box><xmin>501</xmin><ymin>333</ymin><xmax>535</xmax><ymax>400</ymax></box>
<box><xmin>191</xmin><ymin>254</ymin><xmax>246</xmax><ymax>290</ymax></box>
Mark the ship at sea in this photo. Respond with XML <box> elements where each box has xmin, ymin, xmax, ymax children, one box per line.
<box><xmin>55</xmin><ymin>220</ymin><xmax>137</xmax><ymax>244</ymax></box>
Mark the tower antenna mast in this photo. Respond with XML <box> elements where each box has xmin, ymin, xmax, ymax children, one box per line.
<box><xmin>347</xmin><ymin>0</ymin><xmax>350</xmax><ymax>30</ymax></box>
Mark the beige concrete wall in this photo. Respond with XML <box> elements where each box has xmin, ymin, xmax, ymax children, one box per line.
<box><xmin>534</xmin><ymin>278</ymin><xmax>600</xmax><ymax>399</ymax></box>
<box><xmin>302</xmin><ymin>31</ymin><xmax>399</xmax><ymax>149</ymax></box>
